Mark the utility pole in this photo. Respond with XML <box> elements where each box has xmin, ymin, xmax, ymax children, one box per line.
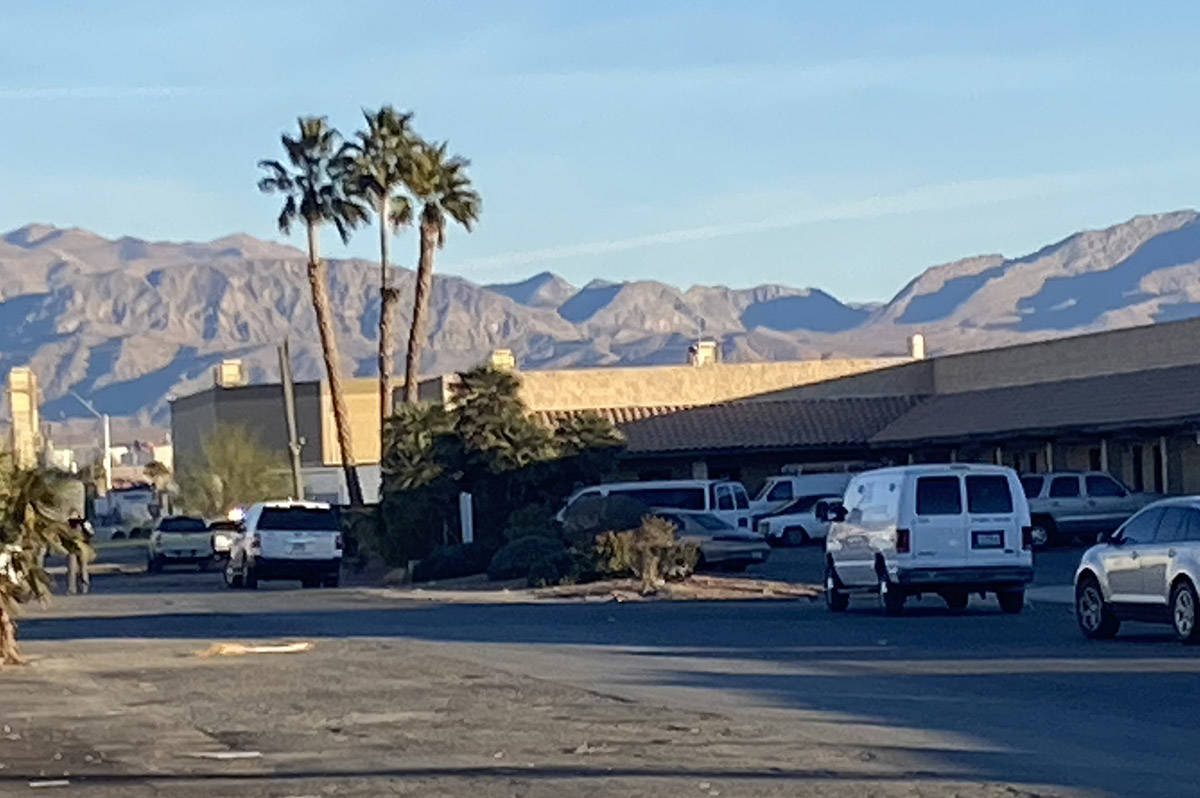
<box><xmin>70</xmin><ymin>391</ymin><xmax>111</xmax><ymax>493</ymax></box>
<box><xmin>278</xmin><ymin>339</ymin><xmax>304</xmax><ymax>500</ymax></box>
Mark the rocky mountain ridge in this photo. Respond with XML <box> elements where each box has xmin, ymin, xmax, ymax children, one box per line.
<box><xmin>4</xmin><ymin>209</ymin><xmax>1200</xmax><ymax>423</ymax></box>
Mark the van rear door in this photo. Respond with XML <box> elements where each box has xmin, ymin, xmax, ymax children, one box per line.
<box><xmin>963</xmin><ymin>474</ymin><xmax>1021</xmax><ymax>565</ymax></box>
<box><xmin>912</xmin><ymin>475</ymin><xmax>968</xmax><ymax>566</ymax></box>
<box><xmin>256</xmin><ymin>506</ymin><xmax>340</xmax><ymax>561</ymax></box>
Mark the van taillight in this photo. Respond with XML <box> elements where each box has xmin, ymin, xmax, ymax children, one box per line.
<box><xmin>1021</xmin><ymin>526</ymin><xmax>1033</xmax><ymax>550</ymax></box>
<box><xmin>895</xmin><ymin>528</ymin><xmax>911</xmax><ymax>553</ymax></box>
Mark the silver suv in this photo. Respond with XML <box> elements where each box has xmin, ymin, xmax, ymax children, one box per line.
<box><xmin>1022</xmin><ymin>471</ymin><xmax>1154</xmax><ymax>546</ymax></box>
<box><xmin>1075</xmin><ymin>497</ymin><xmax>1200</xmax><ymax>643</ymax></box>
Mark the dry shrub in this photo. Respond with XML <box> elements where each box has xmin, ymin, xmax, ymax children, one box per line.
<box><xmin>593</xmin><ymin>515</ymin><xmax>699</xmax><ymax>594</ymax></box>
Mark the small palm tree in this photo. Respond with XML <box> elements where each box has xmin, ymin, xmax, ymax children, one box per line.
<box><xmin>258</xmin><ymin>117</ymin><xmax>369</xmax><ymax>505</ymax></box>
<box><xmin>348</xmin><ymin>106</ymin><xmax>418</xmax><ymax>439</ymax></box>
<box><xmin>403</xmin><ymin>139</ymin><xmax>481</xmax><ymax>403</ymax></box>
<box><xmin>0</xmin><ymin>459</ymin><xmax>83</xmax><ymax>665</ymax></box>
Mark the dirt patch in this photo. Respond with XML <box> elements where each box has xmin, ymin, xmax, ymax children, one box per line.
<box><xmin>396</xmin><ymin>573</ymin><xmax>821</xmax><ymax>603</ymax></box>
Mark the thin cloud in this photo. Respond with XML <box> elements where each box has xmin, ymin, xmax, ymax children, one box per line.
<box><xmin>455</xmin><ymin>161</ymin><xmax>1200</xmax><ymax>273</ymax></box>
<box><xmin>0</xmin><ymin>86</ymin><xmax>201</xmax><ymax>100</ymax></box>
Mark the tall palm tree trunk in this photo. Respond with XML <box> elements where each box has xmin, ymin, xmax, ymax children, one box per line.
<box><xmin>403</xmin><ymin>219</ymin><xmax>438</xmax><ymax>404</ymax></box>
<box><xmin>377</xmin><ymin>196</ymin><xmax>398</xmax><ymax>438</ymax></box>
<box><xmin>306</xmin><ymin>223</ymin><xmax>364</xmax><ymax>506</ymax></box>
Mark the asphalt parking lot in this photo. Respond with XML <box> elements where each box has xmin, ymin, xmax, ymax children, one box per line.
<box><xmin>12</xmin><ymin>541</ymin><xmax>1196</xmax><ymax>797</ymax></box>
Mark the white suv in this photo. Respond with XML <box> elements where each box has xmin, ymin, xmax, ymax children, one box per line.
<box><xmin>823</xmin><ymin>464</ymin><xmax>1034</xmax><ymax>616</ymax></box>
<box><xmin>1075</xmin><ymin>497</ymin><xmax>1200</xmax><ymax>643</ymax></box>
<box><xmin>225</xmin><ymin>501</ymin><xmax>343</xmax><ymax>590</ymax></box>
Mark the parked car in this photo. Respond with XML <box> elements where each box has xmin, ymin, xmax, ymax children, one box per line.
<box><xmin>756</xmin><ymin>494</ymin><xmax>842</xmax><ymax>546</ymax></box>
<box><xmin>147</xmin><ymin>516</ymin><xmax>213</xmax><ymax>572</ymax></box>
<box><xmin>558</xmin><ymin>480</ymin><xmax>753</xmax><ymax>529</ymax></box>
<box><xmin>224</xmin><ymin>501</ymin><xmax>343</xmax><ymax>589</ymax></box>
<box><xmin>822</xmin><ymin>464</ymin><xmax>1034</xmax><ymax>616</ymax></box>
<box><xmin>751</xmin><ymin>472</ymin><xmax>853</xmax><ymax>518</ymax></box>
<box><xmin>1075</xmin><ymin>497</ymin><xmax>1200</xmax><ymax>642</ymax></box>
<box><xmin>652</xmin><ymin>510</ymin><xmax>770</xmax><ymax>571</ymax></box>
<box><xmin>1022</xmin><ymin>471</ymin><xmax>1156</xmax><ymax>546</ymax></box>
<box><xmin>207</xmin><ymin>518</ymin><xmax>244</xmax><ymax>559</ymax></box>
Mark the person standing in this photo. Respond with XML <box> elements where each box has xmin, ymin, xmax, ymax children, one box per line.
<box><xmin>66</xmin><ymin>509</ymin><xmax>94</xmax><ymax>595</ymax></box>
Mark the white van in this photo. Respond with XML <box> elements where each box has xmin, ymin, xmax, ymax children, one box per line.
<box><xmin>822</xmin><ymin>464</ymin><xmax>1033</xmax><ymax>615</ymax></box>
<box><xmin>559</xmin><ymin>480</ymin><xmax>753</xmax><ymax>529</ymax></box>
<box><xmin>752</xmin><ymin>472</ymin><xmax>854</xmax><ymax>518</ymax></box>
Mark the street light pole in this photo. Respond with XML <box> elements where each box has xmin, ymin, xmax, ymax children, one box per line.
<box><xmin>70</xmin><ymin>391</ymin><xmax>112</xmax><ymax>493</ymax></box>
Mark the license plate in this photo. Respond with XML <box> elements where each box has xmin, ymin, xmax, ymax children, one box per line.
<box><xmin>972</xmin><ymin>530</ymin><xmax>1004</xmax><ymax>549</ymax></box>
<box><xmin>289</xmin><ymin>543</ymin><xmax>307</xmax><ymax>554</ymax></box>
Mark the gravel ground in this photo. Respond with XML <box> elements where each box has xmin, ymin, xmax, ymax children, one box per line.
<box><xmin>1</xmin><ymin>634</ymin><xmax>1093</xmax><ymax>798</ymax></box>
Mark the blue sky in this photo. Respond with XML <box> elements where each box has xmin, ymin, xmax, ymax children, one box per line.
<box><xmin>3</xmin><ymin>1</ymin><xmax>1199</xmax><ymax>302</ymax></box>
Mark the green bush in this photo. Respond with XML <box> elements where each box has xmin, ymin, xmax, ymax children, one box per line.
<box><xmin>526</xmin><ymin>550</ymin><xmax>579</xmax><ymax>588</ymax></box>
<box><xmin>487</xmin><ymin>535</ymin><xmax>565</xmax><ymax>581</ymax></box>
<box><xmin>502</xmin><ymin>502</ymin><xmax>559</xmax><ymax>541</ymax></box>
<box><xmin>412</xmin><ymin>542</ymin><xmax>496</xmax><ymax>583</ymax></box>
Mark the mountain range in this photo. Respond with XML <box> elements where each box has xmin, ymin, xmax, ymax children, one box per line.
<box><xmin>4</xmin><ymin>210</ymin><xmax>1200</xmax><ymax>425</ymax></box>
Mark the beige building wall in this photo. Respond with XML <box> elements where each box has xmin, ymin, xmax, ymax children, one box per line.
<box><xmin>319</xmin><ymin>377</ymin><xmax>381</xmax><ymax>466</ymax></box>
<box><xmin>7</xmin><ymin>367</ymin><xmax>39</xmax><ymax>468</ymax></box>
<box><xmin>515</xmin><ymin>358</ymin><xmax>910</xmax><ymax>412</ymax></box>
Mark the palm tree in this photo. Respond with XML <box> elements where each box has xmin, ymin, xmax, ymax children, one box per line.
<box><xmin>0</xmin><ymin>459</ymin><xmax>80</xmax><ymax>665</ymax></box>
<box><xmin>258</xmin><ymin>117</ymin><xmax>369</xmax><ymax>506</ymax></box>
<box><xmin>348</xmin><ymin>106</ymin><xmax>418</xmax><ymax>439</ymax></box>
<box><xmin>403</xmin><ymin>140</ymin><xmax>481</xmax><ymax>403</ymax></box>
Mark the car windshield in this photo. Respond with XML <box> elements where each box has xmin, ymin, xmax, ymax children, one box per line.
<box><xmin>610</xmin><ymin>487</ymin><xmax>705</xmax><ymax>510</ymax></box>
<box><xmin>257</xmin><ymin>507</ymin><xmax>337</xmax><ymax>531</ymax></box>
<box><xmin>157</xmin><ymin>517</ymin><xmax>206</xmax><ymax>533</ymax></box>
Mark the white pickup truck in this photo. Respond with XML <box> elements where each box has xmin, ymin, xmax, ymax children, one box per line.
<box><xmin>147</xmin><ymin>516</ymin><xmax>214</xmax><ymax>572</ymax></box>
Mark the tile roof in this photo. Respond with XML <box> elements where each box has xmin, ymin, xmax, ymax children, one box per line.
<box><xmin>610</xmin><ymin>396</ymin><xmax>926</xmax><ymax>454</ymax></box>
<box><xmin>532</xmin><ymin>405</ymin><xmax>694</xmax><ymax>427</ymax></box>
<box><xmin>872</xmin><ymin>362</ymin><xmax>1200</xmax><ymax>444</ymax></box>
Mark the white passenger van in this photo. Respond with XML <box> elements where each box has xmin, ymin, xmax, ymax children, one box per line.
<box><xmin>558</xmin><ymin>480</ymin><xmax>753</xmax><ymax>529</ymax></box>
<box><xmin>822</xmin><ymin>464</ymin><xmax>1033</xmax><ymax>615</ymax></box>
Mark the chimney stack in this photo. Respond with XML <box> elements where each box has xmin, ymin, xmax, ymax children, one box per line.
<box><xmin>907</xmin><ymin>333</ymin><xmax>926</xmax><ymax>360</ymax></box>
<box><xmin>688</xmin><ymin>339</ymin><xmax>720</xmax><ymax>367</ymax></box>
<box><xmin>214</xmin><ymin>359</ymin><xmax>247</xmax><ymax>388</ymax></box>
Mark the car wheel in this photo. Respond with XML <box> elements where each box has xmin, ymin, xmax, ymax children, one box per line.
<box><xmin>1076</xmin><ymin>576</ymin><xmax>1119</xmax><ymax>639</ymax></box>
<box><xmin>880</xmin><ymin>581</ymin><xmax>906</xmax><ymax>616</ymax></box>
<box><xmin>146</xmin><ymin>555</ymin><xmax>162</xmax><ymax>574</ymax></box>
<box><xmin>1032</xmin><ymin>516</ymin><xmax>1058</xmax><ymax>547</ymax></box>
<box><xmin>997</xmin><ymin>588</ymin><xmax>1024</xmax><ymax>614</ymax></box>
<box><xmin>941</xmin><ymin>589</ymin><xmax>969</xmax><ymax>612</ymax></box>
<box><xmin>825</xmin><ymin>564</ymin><xmax>848</xmax><ymax>613</ymax></box>
<box><xmin>1171</xmin><ymin>579</ymin><xmax>1200</xmax><ymax>644</ymax></box>
<box><xmin>783</xmin><ymin>527</ymin><xmax>810</xmax><ymax>547</ymax></box>
<box><xmin>323</xmin><ymin>573</ymin><xmax>340</xmax><ymax>589</ymax></box>
<box><xmin>224</xmin><ymin>560</ymin><xmax>243</xmax><ymax>589</ymax></box>
<box><xmin>301</xmin><ymin>574</ymin><xmax>320</xmax><ymax>589</ymax></box>
<box><xmin>244</xmin><ymin>564</ymin><xmax>259</xmax><ymax>590</ymax></box>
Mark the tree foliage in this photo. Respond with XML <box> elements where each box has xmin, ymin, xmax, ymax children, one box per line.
<box><xmin>0</xmin><ymin>458</ymin><xmax>86</xmax><ymax>665</ymax></box>
<box><xmin>176</xmin><ymin>424</ymin><xmax>290</xmax><ymax>518</ymax></box>
<box><xmin>403</xmin><ymin>139</ymin><xmax>481</xmax><ymax>404</ymax></box>
<box><xmin>377</xmin><ymin>366</ymin><xmax>624</xmax><ymax>568</ymax></box>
